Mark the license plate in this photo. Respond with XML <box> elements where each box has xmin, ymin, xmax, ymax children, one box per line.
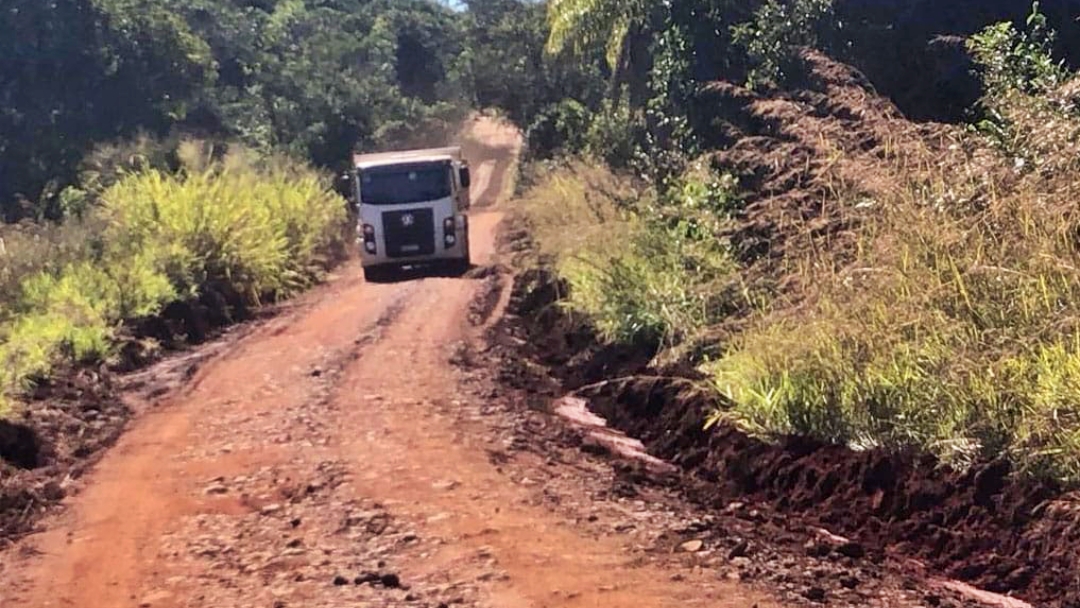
<box><xmin>401</xmin><ymin>244</ymin><xmax>420</xmax><ymax>253</ymax></box>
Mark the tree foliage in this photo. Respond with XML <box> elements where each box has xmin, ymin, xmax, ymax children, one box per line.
<box><xmin>0</xmin><ymin>0</ymin><xmax>473</xmax><ymax>220</ymax></box>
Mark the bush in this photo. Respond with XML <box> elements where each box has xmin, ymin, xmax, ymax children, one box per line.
<box><xmin>583</xmin><ymin>94</ymin><xmax>647</xmax><ymax>170</ymax></box>
<box><xmin>732</xmin><ymin>0</ymin><xmax>835</xmax><ymax>89</ymax></box>
<box><xmin>0</xmin><ymin>145</ymin><xmax>346</xmax><ymax>414</ymax></box>
<box><xmin>520</xmin><ymin>161</ymin><xmax>738</xmax><ymax>353</ymax></box>
<box><xmin>968</xmin><ymin>3</ymin><xmax>1070</xmax><ymax>167</ymax></box>
<box><xmin>525</xmin><ymin>99</ymin><xmax>593</xmax><ymax>160</ymax></box>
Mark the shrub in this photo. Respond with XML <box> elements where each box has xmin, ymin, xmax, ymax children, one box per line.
<box><xmin>583</xmin><ymin>94</ymin><xmax>647</xmax><ymax>171</ymax></box>
<box><xmin>0</xmin><ymin>145</ymin><xmax>346</xmax><ymax>414</ymax></box>
<box><xmin>525</xmin><ymin>99</ymin><xmax>593</xmax><ymax>160</ymax></box>
<box><xmin>732</xmin><ymin>0</ymin><xmax>835</xmax><ymax>89</ymax></box>
<box><xmin>968</xmin><ymin>3</ymin><xmax>1070</xmax><ymax>163</ymax></box>
<box><xmin>520</xmin><ymin>161</ymin><xmax>738</xmax><ymax>353</ymax></box>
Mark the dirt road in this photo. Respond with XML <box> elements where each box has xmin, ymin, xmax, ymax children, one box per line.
<box><xmin>0</xmin><ymin>119</ymin><xmax>776</xmax><ymax>608</ymax></box>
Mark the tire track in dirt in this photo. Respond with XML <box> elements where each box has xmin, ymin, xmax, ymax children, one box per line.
<box><xmin>325</xmin><ymin>252</ymin><xmax>773</xmax><ymax>608</ymax></box>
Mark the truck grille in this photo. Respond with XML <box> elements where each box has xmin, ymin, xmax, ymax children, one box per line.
<box><xmin>382</xmin><ymin>209</ymin><xmax>435</xmax><ymax>258</ymax></box>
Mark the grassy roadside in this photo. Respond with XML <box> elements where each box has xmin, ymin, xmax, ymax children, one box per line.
<box><xmin>516</xmin><ymin>22</ymin><xmax>1080</xmax><ymax>485</ymax></box>
<box><xmin>0</xmin><ymin>142</ymin><xmax>347</xmax><ymax>415</ymax></box>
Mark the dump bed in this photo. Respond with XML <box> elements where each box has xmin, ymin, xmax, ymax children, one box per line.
<box><xmin>353</xmin><ymin>146</ymin><xmax>463</xmax><ymax>170</ymax></box>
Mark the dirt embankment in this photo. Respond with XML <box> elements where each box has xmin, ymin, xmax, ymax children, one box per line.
<box><xmin>506</xmin><ymin>265</ymin><xmax>1080</xmax><ymax>607</ymax></box>
<box><xmin>0</xmin><ymin>278</ymin><xmax>279</xmax><ymax>546</ymax></box>
<box><xmin>506</xmin><ymin>50</ymin><xmax>1080</xmax><ymax>608</ymax></box>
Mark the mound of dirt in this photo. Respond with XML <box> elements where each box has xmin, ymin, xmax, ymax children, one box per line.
<box><xmin>582</xmin><ymin>377</ymin><xmax>1080</xmax><ymax>607</ymax></box>
<box><xmin>0</xmin><ymin>284</ymin><xmax>269</xmax><ymax>544</ymax></box>
<box><xmin>0</xmin><ymin>367</ymin><xmax>129</xmax><ymax>544</ymax></box>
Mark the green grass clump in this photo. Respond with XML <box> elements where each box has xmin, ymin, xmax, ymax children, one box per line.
<box><xmin>703</xmin><ymin>14</ymin><xmax>1080</xmax><ymax>484</ymax></box>
<box><xmin>0</xmin><ymin>145</ymin><xmax>346</xmax><ymax>415</ymax></box>
<box><xmin>520</xmin><ymin>160</ymin><xmax>739</xmax><ymax>353</ymax></box>
<box><xmin>707</xmin><ymin>181</ymin><xmax>1080</xmax><ymax>481</ymax></box>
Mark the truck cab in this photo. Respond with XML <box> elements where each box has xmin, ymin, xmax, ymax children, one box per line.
<box><xmin>352</xmin><ymin>147</ymin><xmax>472</xmax><ymax>282</ymax></box>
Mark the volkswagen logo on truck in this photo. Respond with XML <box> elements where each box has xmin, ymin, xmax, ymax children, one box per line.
<box><xmin>353</xmin><ymin>146</ymin><xmax>472</xmax><ymax>283</ymax></box>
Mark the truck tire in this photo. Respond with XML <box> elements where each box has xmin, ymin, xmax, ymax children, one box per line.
<box><xmin>363</xmin><ymin>265</ymin><xmax>396</xmax><ymax>283</ymax></box>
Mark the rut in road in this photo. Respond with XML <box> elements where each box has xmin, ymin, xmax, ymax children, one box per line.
<box><xmin>0</xmin><ymin>119</ymin><xmax>775</xmax><ymax>608</ymax></box>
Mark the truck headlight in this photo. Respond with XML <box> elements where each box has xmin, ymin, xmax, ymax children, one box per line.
<box><xmin>361</xmin><ymin>224</ymin><xmax>377</xmax><ymax>254</ymax></box>
<box><xmin>443</xmin><ymin>217</ymin><xmax>457</xmax><ymax>249</ymax></box>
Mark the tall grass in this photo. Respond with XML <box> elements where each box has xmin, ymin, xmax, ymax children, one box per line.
<box><xmin>520</xmin><ymin>160</ymin><xmax>739</xmax><ymax>353</ymax></box>
<box><xmin>707</xmin><ymin>33</ymin><xmax>1080</xmax><ymax>483</ymax></box>
<box><xmin>524</xmin><ymin>11</ymin><xmax>1080</xmax><ymax>485</ymax></box>
<box><xmin>0</xmin><ymin>144</ymin><xmax>346</xmax><ymax>414</ymax></box>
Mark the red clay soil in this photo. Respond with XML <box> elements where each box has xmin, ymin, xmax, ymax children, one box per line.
<box><xmin>0</xmin><ymin>368</ymin><xmax>129</xmax><ymax>544</ymax></box>
<box><xmin>506</xmin><ymin>267</ymin><xmax>1080</xmax><ymax>608</ymax></box>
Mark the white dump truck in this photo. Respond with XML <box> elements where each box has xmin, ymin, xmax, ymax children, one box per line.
<box><xmin>352</xmin><ymin>147</ymin><xmax>472</xmax><ymax>282</ymax></box>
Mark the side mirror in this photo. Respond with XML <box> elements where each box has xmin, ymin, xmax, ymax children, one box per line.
<box><xmin>460</xmin><ymin>166</ymin><xmax>471</xmax><ymax>189</ymax></box>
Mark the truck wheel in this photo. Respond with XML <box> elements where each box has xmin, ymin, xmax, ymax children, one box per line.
<box><xmin>455</xmin><ymin>258</ymin><xmax>472</xmax><ymax>276</ymax></box>
<box><xmin>440</xmin><ymin>258</ymin><xmax>470</xmax><ymax>277</ymax></box>
<box><xmin>363</xmin><ymin>265</ymin><xmax>396</xmax><ymax>283</ymax></box>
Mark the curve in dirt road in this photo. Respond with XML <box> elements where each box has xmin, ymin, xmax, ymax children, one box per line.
<box><xmin>0</xmin><ymin>119</ymin><xmax>776</xmax><ymax>608</ymax></box>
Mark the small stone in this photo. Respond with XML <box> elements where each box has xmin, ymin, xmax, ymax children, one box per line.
<box><xmin>204</xmin><ymin>484</ymin><xmax>228</xmax><ymax>496</ymax></box>
<box><xmin>679</xmin><ymin>540</ymin><xmax>704</xmax><ymax>553</ymax></box>
<box><xmin>333</xmin><ymin>575</ymin><xmax>349</xmax><ymax>586</ymax></box>
<box><xmin>354</xmin><ymin>572</ymin><xmax>380</xmax><ymax>586</ymax></box>
<box><xmin>728</xmin><ymin>540</ymin><xmax>750</xmax><ymax>559</ymax></box>
<box><xmin>405</xmin><ymin>594</ymin><xmax>420</xmax><ymax>602</ymax></box>
<box><xmin>41</xmin><ymin>482</ymin><xmax>65</xmax><ymax>501</ymax></box>
<box><xmin>380</xmin><ymin>573</ymin><xmax>402</xmax><ymax>588</ymax></box>
<box><xmin>261</xmin><ymin>504</ymin><xmax>283</xmax><ymax>515</ymax></box>
<box><xmin>836</xmin><ymin>542</ymin><xmax>865</xmax><ymax>559</ymax></box>
<box><xmin>803</xmin><ymin>586</ymin><xmax>827</xmax><ymax>602</ymax></box>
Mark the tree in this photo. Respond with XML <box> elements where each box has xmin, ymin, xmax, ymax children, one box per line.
<box><xmin>0</xmin><ymin>0</ymin><xmax>214</xmax><ymax>220</ymax></box>
<box><xmin>545</xmin><ymin>0</ymin><xmax>642</xmax><ymax>70</ymax></box>
<box><xmin>0</xmin><ymin>0</ymin><xmax>476</xmax><ymax>219</ymax></box>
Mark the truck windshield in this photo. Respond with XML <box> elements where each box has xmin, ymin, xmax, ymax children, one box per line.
<box><xmin>359</xmin><ymin>163</ymin><xmax>451</xmax><ymax>206</ymax></box>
